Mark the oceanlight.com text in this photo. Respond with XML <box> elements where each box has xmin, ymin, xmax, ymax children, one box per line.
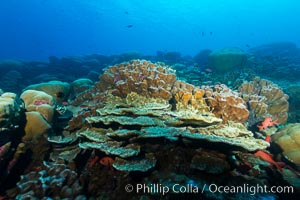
<box><xmin>208</xmin><ymin>184</ymin><xmax>294</xmax><ymax>195</ymax></box>
<box><xmin>124</xmin><ymin>183</ymin><xmax>294</xmax><ymax>196</ymax></box>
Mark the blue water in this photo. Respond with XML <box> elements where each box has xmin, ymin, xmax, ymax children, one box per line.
<box><xmin>0</xmin><ymin>0</ymin><xmax>299</xmax><ymax>60</ymax></box>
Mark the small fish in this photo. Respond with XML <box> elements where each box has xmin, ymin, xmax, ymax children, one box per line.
<box><xmin>209</xmin><ymin>31</ymin><xmax>213</xmax><ymax>36</ymax></box>
<box><xmin>254</xmin><ymin>150</ymin><xmax>284</xmax><ymax>171</ymax></box>
<box><xmin>125</xmin><ymin>24</ymin><xmax>133</xmax><ymax>28</ymax></box>
<box><xmin>100</xmin><ymin>156</ymin><xmax>114</xmax><ymax>167</ymax></box>
<box><xmin>257</xmin><ymin>117</ymin><xmax>279</xmax><ymax>131</ymax></box>
<box><xmin>125</xmin><ymin>11</ymin><xmax>129</xmax><ymax>15</ymax></box>
<box><xmin>201</xmin><ymin>32</ymin><xmax>205</xmax><ymax>37</ymax></box>
<box><xmin>265</xmin><ymin>135</ymin><xmax>272</xmax><ymax>143</ymax></box>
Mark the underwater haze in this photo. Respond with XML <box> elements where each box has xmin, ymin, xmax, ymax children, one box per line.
<box><xmin>0</xmin><ymin>0</ymin><xmax>299</xmax><ymax>60</ymax></box>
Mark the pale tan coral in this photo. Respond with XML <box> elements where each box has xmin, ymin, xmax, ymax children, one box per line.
<box><xmin>22</xmin><ymin>111</ymin><xmax>51</xmax><ymax>167</ymax></box>
<box><xmin>0</xmin><ymin>92</ymin><xmax>20</xmax><ymax>128</ymax></box>
<box><xmin>24</xmin><ymin>81</ymin><xmax>70</xmax><ymax>103</ymax></box>
<box><xmin>165</xmin><ymin>110</ymin><xmax>222</xmax><ymax>127</ymax></box>
<box><xmin>203</xmin><ymin>84</ymin><xmax>249</xmax><ymax>123</ymax></box>
<box><xmin>182</xmin><ymin>121</ymin><xmax>269</xmax><ymax>151</ymax></box>
<box><xmin>86</xmin><ymin>116</ymin><xmax>165</xmax><ymax>127</ymax></box>
<box><xmin>95</xmin><ymin>59</ymin><xmax>177</xmax><ymax>99</ymax></box>
<box><xmin>21</xmin><ymin>90</ymin><xmax>55</xmax><ymax>107</ymax></box>
<box><xmin>272</xmin><ymin>123</ymin><xmax>300</xmax><ymax>168</ymax></box>
<box><xmin>239</xmin><ymin>77</ymin><xmax>289</xmax><ymax>124</ymax></box>
<box><xmin>23</xmin><ymin>111</ymin><xmax>52</xmax><ymax>143</ymax></box>
<box><xmin>20</xmin><ymin>90</ymin><xmax>55</xmax><ymax>123</ymax></box>
<box><xmin>125</xmin><ymin>92</ymin><xmax>169</xmax><ymax>109</ymax></box>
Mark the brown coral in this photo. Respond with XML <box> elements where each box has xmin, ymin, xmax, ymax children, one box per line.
<box><xmin>203</xmin><ymin>84</ymin><xmax>249</xmax><ymax>123</ymax></box>
<box><xmin>239</xmin><ymin>77</ymin><xmax>289</xmax><ymax>124</ymax></box>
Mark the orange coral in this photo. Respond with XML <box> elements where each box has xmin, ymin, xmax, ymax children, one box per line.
<box><xmin>203</xmin><ymin>84</ymin><xmax>249</xmax><ymax>123</ymax></box>
<box><xmin>171</xmin><ymin>81</ymin><xmax>209</xmax><ymax>113</ymax></box>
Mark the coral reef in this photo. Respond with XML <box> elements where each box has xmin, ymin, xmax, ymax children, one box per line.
<box><xmin>1</xmin><ymin>57</ymin><xmax>298</xmax><ymax>199</ymax></box>
<box><xmin>208</xmin><ymin>47</ymin><xmax>247</xmax><ymax>73</ymax></box>
<box><xmin>8</xmin><ymin>161</ymin><xmax>85</xmax><ymax>199</ymax></box>
<box><xmin>20</xmin><ymin>90</ymin><xmax>55</xmax><ymax>123</ymax></box>
<box><xmin>70</xmin><ymin>78</ymin><xmax>93</xmax><ymax>97</ymax></box>
<box><xmin>23</xmin><ymin>111</ymin><xmax>51</xmax><ymax>143</ymax></box>
<box><xmin>272</xmin><ymin>123</ymin><xmax>300</xmax><ymax>168</ymax></box>
<box><xmin>203</xmin><ymin>84</ymin><xmax>249</xmax><ymax>123</ymax></box>
<box><xmin>95</xmin><ymin>59</ymin><xmax>177</xmax><ymax>99</ymax></box>
<box><xmin>24</xmin><ymin>81</ymin><xmax>71</xmax><ymax>104</ymax></box>
<box><xmin>239</xmin><ymin>77</ymin><xmax>289</xmax><ymax>124</ymax></box>
<box><xmin>287</xmin><ymin>84</ymin><xmax>300</xmax><ymax>122</ymax></box>
<box><xmin>0</xmin><ymin>92</ymin><xmax>21</xmax><ymax>129</ymax></box>
<box><xmin>171</xmin><ymin>81</ymin><xmax>209</xmax><ymax>113</ymax></box>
